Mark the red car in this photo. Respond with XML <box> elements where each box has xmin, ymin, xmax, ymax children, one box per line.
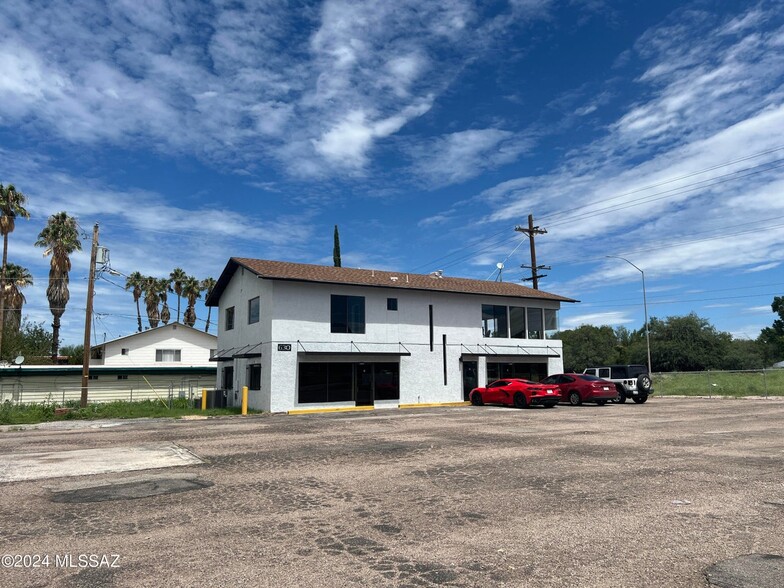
<box><xmin>540</xmin><ymin>373</ymin><xmax>618</xmax><ymax>406</ymax></box>
<box><xmin>469</xmin><ymin>379</ymin><xmax>560</xmax><ymax>409</ymax></box>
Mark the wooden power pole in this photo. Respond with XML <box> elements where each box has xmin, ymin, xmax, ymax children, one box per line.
<box><xmin>80</xmin><ymin>223</ymin><xmax>99</xmax><ymax>408</ymax></box>
<box><xmin>515</xmin><ymin>214</ymin><xmax>550</xmax><ymax>289</ymax></box>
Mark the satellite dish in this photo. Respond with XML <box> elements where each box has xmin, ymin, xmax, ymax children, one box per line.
<box><xmin>13</xmin><ymin>355</ymin><xmax>24</xmax><ymax>365</ymax></box>
<box><xmin>496</xmin><ymin>262</ymin><xmax>504</xmax><ymax>269</ymax></box>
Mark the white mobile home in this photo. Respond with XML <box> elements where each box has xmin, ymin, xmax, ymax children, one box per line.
<box><xmin>206</xmin><ymin>259</ymin><xmax>576</xmax><ymax>413</ymax></box>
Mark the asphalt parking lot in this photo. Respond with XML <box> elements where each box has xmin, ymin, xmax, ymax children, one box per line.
<box><xmin>0</xmin><ymin>397</ymin><xmax>782</xmax><ymax>588</ymax></box>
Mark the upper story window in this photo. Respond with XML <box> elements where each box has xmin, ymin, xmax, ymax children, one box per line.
<box><xmin>156</xmin><ymin>349</ymin><xmax>181</xmax><ymax>362</ymax></box>
<box><xmin>544</xmin><ymin>308</ymin><xmax>558</xmax><ymax>338</ymax></box>
<box><xmin>331</xmin><ymin>295</ymin><xmax>365</xmax><ymax>334</ymax></box>
<box><xmin>482</xmin><ymin>305</ymin><xmax>508</xmax><ymax>338</ymax></box>
<box><xmin>387</xmin><ymin>298</ymin><xmax>398</xmax><ymax>311</ymax></box>
<box><xmin>121</xmin><ymin>348</ymin><xmax>129</xmax><ymax>355</ymax></box>
<box><xmin>248</xmin><ymin>297</ymin><xmax>260</xmax><ymax>324</ymax></box>
<box><xmin>510</xmin><ymin>307</ymin><xmax>526</xmax><ymax>339</ymax></box>
<box><xmin>527</xmin><ymin>308</ymin><xmax>543</xmax><ymax>339</ymax></box>
<box><xmin>225</xmin><ymin>306</ymin><xmax>235</xmax><ymax>331</ymax></box>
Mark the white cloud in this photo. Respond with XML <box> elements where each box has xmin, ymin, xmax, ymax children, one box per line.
<box><xmin>468</xmin><ymin>4</ymin><xmax>784</xmax><ymax>291</ymax></box>
<box><xmin>560</xmin><ymin>311</ymin><xmax>634</xmax><ymax>329</ymax></box>
<box><xmin>410</xmin><ymin>128</ymin><xmax>534</xmax><ymax>187</ymax></box>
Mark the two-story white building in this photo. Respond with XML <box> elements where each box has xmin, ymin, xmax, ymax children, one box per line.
<box><xmin>206</xmin><ymin>258</ymin><xmax>576</xmax><ymax>413</ymax></box>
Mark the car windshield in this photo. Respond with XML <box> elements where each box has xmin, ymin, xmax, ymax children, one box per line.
<box><xmin>627</xmin><ymin>366</ymin><xmax>647</xmax><ymax>377</ymax></box>
<box><xmin>488</xmin><ymin>381</ymin><xmax>510</xmax><ymax>387</ymax></box>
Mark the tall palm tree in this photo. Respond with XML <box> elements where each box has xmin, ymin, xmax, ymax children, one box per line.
<box><xmin>35</xmin><ymin>212</ymin><xmax>82</xmax><ymax>360</ymax></box>
<box><xmin>201</xmin><ymin>277</ymin><xmax>216</xmax><ymax>332</ymax></box>
<box><xmin>142</xmin><ymin>275</ymin><xmax>160</xmax><ymax>329</ymax></box>
<box><xmin>2</xmin><ymin>263</ymin><xmax>33</xmax><ymax>331</ymax></box>
<box><xmin>157</xmin><ymin>278</ymin><xmax>171</xmax><ymax>325</ymax></box>
<box><xmin>181</xmin><ymin>276</ymin><xmax>201</xmax><ymax>328</ymax></box>
<box><xmin>0</xmin><ymin>184</ymin><xmax>30</xmax><ymax>357</ymax></box>
<box><xmin>124</xmin><ymin>271</ymin><xmax>145</xmax><ymax>332</ymax></box>
<box><xmin>170</xmin><ymin>267</ymin><xmax>187</xmax><ymax>322</ymax></box>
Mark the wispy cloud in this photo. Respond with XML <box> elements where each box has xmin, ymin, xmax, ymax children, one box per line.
<box><xmin>0</xmin><ymin>0</ymin><xmax>550</xmax><ymax>179</ymax></box>
<box><xmin>467</xmin><ymin>3</ymin><xmax>784</xmax><ymax>290</ymax></box>
<box><xmin>560</xmin><ymin>311</ymin><xmax>634</xmax><ymax>329</ymax></box>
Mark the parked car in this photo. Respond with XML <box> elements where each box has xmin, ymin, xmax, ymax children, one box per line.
<box><xmin>540</xmin><ymin>373</ymin><xmax>618</xmax><ymax>406</ymax></box>
<box><xmin>469</xmin><ymin>379</ymin><xmax>560</xmax><ymax>409</ymax></box>
<box><xmin>582</xmin><ymin>365</ymin><xmax>653</xmax><ymax>404</ymax></box>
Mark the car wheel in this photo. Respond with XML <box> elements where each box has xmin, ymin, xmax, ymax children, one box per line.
<box><xmin>569</xmin><ymin>391</ymin><xmax>582</xmax><ymax>406</ymax></box>
<box><xmin>471</xmin><ymin>392</ymin><xmax>483</xmax><ymax>406</ymax></box>
<box><xmin>614</xmin><ymin>386</ymin><xmax>627</xmax><ymax>404</ymax></box>
<box><xmin>632</xmin><ymin>395</ymin><xmax>648</xmax><ymax>404</ymax></box>
<box><xmin>596</xmin><ymin>399</ymin><xmax>607</xmax><ymax>406</ymax></box>
<box><xmin>637</xmin><ymin>374</ymin><xmax>652</xmax><ymax>393</ymax></box>
<box><xmin>513</xmin><ymin>392</ymin><xmax>527</xmax><ymax>409</ymax></box>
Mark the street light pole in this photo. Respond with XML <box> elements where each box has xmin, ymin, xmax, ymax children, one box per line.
<box><xmin>607</xmin><ymin>255</ymin><xmax>652</xmax><ymax>376</ymax></box>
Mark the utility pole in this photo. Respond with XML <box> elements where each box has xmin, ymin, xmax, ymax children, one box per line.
<box><xmin>80</xmin><ymin>223</ymin><xmax>99</xmax><ymax>408</ymax></box>
<box><xmin>515</xmin><ymin>214</ymin><xmax>550</xmax><ymax>289</ymax></box>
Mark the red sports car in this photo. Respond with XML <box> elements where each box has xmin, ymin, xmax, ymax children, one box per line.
<box><xmin>540</xmin><ymin>373</ymin><xmax>618</xmax><ymax>406</ymax></box>
<box><xmin>469</xmin><ymin>379</ymin><xmax>560</xmax><ymax>409</ymax></box>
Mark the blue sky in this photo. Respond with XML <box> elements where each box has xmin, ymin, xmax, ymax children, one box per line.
<box><xmin>1</xmin><ymin>0</ymin><xmax>783</xmax><ymax>347</ymax></box>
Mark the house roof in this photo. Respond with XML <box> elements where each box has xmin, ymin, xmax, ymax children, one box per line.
<box><xmin>206</xmin><ymin>258</ymin><xmax>578</xmax><ymax>306</ymax></box>
<box><xmin>91</xmin><ymin>321</ymin><xmax>217</xmax><ymax>350</ymax></box>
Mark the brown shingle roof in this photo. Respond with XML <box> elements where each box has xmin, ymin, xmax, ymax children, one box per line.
<box><xmin>206</xmin><ymin>258</ymin><xmax>578</xmax><ymax>306</ymax></box>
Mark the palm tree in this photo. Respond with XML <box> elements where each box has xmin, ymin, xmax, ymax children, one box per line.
<box><xmin>2</xmin><ymin>263</ymin><xmax>33</xmax><ymax>331</ymax></box>
<box><xmin>170</xmin><ymin>267</ymin><xmax>187</xmax><ymax>322</ymax></box>
<box><xmin>157</xmin><ymin>278</ymin><xmax>171</xmax><ymax>325</ymax></box>
<box><xmin>0</xmin><ymin>184</ymin><xmax>30</xmax><ymax>357</ymax></box>
<box><xmin>124</xmin><ymin>271</ymin><xmax>145</xmax><ymax>332</ymax></box>
<box><xmin>181</xmin><ymin>276</ymin><xmax>201</xmax><ymax>328</ymax></box>
<box><xmin>35</xmin><ymin>212</ymin><xmax>82</xmax><ymax>360</ymax></box>
<box><xmin>201</xmin><ymin>277</ymin><xmax>216</xmax><ymax>332</ymax></box>
<box><xmin>141</xmin><ymin>275</ymin><xmax>160</xmax><ymax>329</ymax></box>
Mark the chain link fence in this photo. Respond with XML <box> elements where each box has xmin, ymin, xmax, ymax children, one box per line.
<box><xmin>653</xmin><ymin>369</ymin><xmax>783</xmax><ymax>397</ymax></box>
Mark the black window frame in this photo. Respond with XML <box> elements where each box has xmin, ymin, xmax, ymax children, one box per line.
<box><xmin>387</xmin><ymin>298</ymin><xmax>398</xmax><ymax>311</ymax></box>
<box><xmin>248</xmin><ymin>364</ymin><xmax>261</xmax><ymax>390</ymax></box>
<box><xmin>331</xmin><ymin>295</ymin><xmax>366</xmax><ymax>334</ymax></box>
<box><xmin>248</xmin><ymin>297</ymin><xmax>260</xmax><ymax>325</ymax></box>
<box><xmin>482</xmin><ymin>304</ymin><xmax>508</xmax><ymax>338</ymax></box>
<box><xmin>225</xmin><ymin>306</ymin><xmax>235</xmax><ymax>331</ymax></box>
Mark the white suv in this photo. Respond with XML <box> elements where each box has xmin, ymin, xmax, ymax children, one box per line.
<box><xmin>583</xmin><ymin>365</ymin><xmax>653</xmax><ymax>404</ymax></box>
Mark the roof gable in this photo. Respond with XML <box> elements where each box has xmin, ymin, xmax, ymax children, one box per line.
<box><xmin>91</xmin><ymin>321</ymin><xmax>217</xmax><ymax>350</ymax></box>
<box><xmin>206</xmin><ymin>258</ymin><xmax>578</xmax><ymax>305</ymax></box>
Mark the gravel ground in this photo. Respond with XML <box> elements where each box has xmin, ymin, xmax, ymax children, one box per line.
<box><xmin>0</xmin><ymin>397</ymin><xmax>782</xmax><ymax>587</ymax></box>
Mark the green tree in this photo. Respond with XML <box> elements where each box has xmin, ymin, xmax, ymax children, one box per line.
<box><xmin>157</xmin><ymin>278</ymin><xmax>171</xmax><ymax>325</ymax></box>
<box><xmin>758</xmin><ymin>296</ymin><xmax>784</xmax><ymax>364</ymax></box>
<box><xmin>0</xmin><ymin>184</ymin><xmax>31</xmax><ymax>358</ymax></box>
<box><xmin>3</xmin><ymin>319</ymin><xmax>54</xmax><ymax>363</ymax></box>
<box><xmin>201</xmin><ymin>277</ymin><xmax>216</xmax><ymax>332</ymax></box>
<box><xmin>722</xmin><ymin>339</ymin><xmax>766</xmax><ymax>370</ymax></box>
<box><xmin>59</xmin><ymin>344</ymin><xmax>84</xmax><ymax>365</ymax></box>
<box><xmin>181</xmin><ymin>276</ymin><xmax>201</xmax><ymax>328</ymax></box>
<box><xmin>1</xmin><ymin>263</ymin><xmax>33</xmax><ymax>331</ymax></box>
<box><xmin>333</xmin><ymin>225</ymin><xmax>342</xmax><ymax>267</ymax></box>
<box><xmin>35</xmin><ymin>211</ymin><xmax>82</xmax><ymax>360</ymax></box>
<box><xmin>124</xmin><ymin>271</ymin><xmax>145</xmax><ymax>332</ymax></box>
<box><xmin>141</xmin><ymin>276</ymin><xmax>160</xmax><ymax>328</ymax></box>
<box><xmin>169</xmin><ymin>267</ymin><xmax>187</xmax><ymax>322</ymax></box>
<box><xmin>553</xmin><ymin>325</ymin><xmax>621</xmax><ymax>372</ymax></box>
<box><xmin>646</xmin><ymin>312</ymin><xmax>730</xmax><ymax>372</ymax></box>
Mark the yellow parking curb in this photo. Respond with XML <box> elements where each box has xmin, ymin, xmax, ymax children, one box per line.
<box><xmin>398</xmin><ymin>401</ymin><xmax>471</xmax><ymax>409</ymax></box>
<box><xmin>288</xmin><ymin>406</ymin><xmax>376</xmax><ymax>415</ymax></box>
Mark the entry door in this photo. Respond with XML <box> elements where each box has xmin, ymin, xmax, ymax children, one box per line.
<box><xmin>462</xmin><ymin>361</ymin><xmax>478</xmax><ymax>400</ymax></box>
<box><xmin>355</xmin><ymin>364</ymin><xmax>374</xmax><ymax>406</ymax></box>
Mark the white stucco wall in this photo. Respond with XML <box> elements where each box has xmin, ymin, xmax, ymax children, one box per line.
<box><xmin>214</xmin><ymin>272</ymin><xmax>566</xmax><ymax>412</ymax></box>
